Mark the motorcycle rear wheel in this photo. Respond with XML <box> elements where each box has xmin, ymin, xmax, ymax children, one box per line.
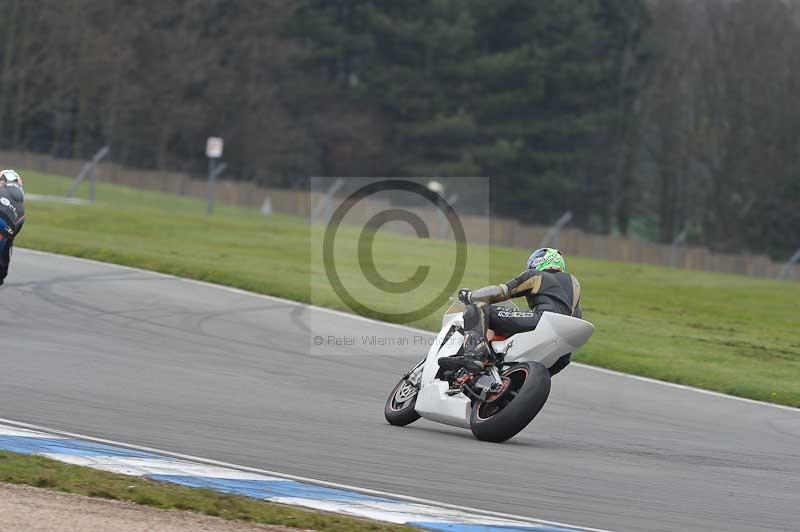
<box><xmin>469</xmin><ymin>362</ymin><xmax>551</xmax><ymax>443</ymax></box>
<box><xmin>384</xmin><ymin>377</ymin><xmax>421</xmax><ymax>426</ymax></box>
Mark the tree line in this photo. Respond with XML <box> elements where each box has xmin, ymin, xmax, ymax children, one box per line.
<box><xmin>0</xmin><ymin>0</ymin><xmax>797</xmax><ymax>259</ymax></box>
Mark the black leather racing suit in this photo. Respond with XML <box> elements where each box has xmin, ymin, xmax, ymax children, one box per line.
<box><xmin>464</xmin><ymin>270</ymin><xmax>582</xmax><ymax>376</ymax></box>
<box><xmin>0</xmin><ymin>183</ymin><xmax>25</xmax><ymax>286</ymax></box>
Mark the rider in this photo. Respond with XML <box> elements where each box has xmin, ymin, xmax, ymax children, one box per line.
<box><xmin>0</xmin><ymin>169</ymin><xmax>25</xmax><ymax>287</ymax></box>
<box><xmin>440</xmin><ymin>247</ymin><xmax>581</xmax><ymax>377</ymax></box>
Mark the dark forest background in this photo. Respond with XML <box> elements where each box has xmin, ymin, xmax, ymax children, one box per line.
<box><xmin>0</xmin><ymin>0</ymin><xmax>798</xmax><ymax>258</ymax></box>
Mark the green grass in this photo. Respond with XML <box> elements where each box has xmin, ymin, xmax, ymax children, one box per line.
<box><xmin>16</xmin><ymin>171</ymin><xmax>800</xmax><ymax>407</ymax></box>
<box><xmin>0</xmin><ymin>451</ymin><xmax>413</xmax><ymax>531</ymax></box>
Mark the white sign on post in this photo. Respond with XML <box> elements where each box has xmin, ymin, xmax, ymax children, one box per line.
<box><xmin>206</xmin><ymin>137</ymin><xmax>224</xmax><ymax>158</ymax></box>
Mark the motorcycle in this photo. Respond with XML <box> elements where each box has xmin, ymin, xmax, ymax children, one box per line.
<box><xmin>384</xmin><ymin>299</ymin><xmax>594</xmax><ymax>442</ymax></box>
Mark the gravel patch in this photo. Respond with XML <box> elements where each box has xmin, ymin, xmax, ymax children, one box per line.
<box><xmin>0</xmin><ymin>482</ymin><xmax>307</xmax><ymax>532</ymax></box>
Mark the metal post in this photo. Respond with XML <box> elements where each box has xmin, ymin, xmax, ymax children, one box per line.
<box><xmin>89</xmin><ymin>164</ymin><xmax>96</xmax><ymax>202</ymax></box>
<box><xmin>540</xmin><ymin>211</ymin><xmax>573</xmax><ymax>249</ymax></box>
<box><xmin>310</xmin><ymin>178</ymin><xmax>345</xmax><ymax>222</ymax></box>
<box><xmin>669</xmin><ymin>231</ymin><xmax>688</xmax><ymax>268</ymax></box>
<box><xmin>68</xmin><ymin>145</ymin><xmax>109</xmax><ymax>199</ymax></box>
<box><xmin>207</xmin><ymin>161</ymin><xmax>227</xmax><ymax>215</ymax></box>
<box><xmin>205</xmin><ymin>137</ymin><xmax>224</xmax><ymax>215</ymax></box>
<box><xmin>207</xmin><ymin>158</ymin><xmax>216</xmax><ymax>215</ymax></box>
<box><xmin>778</xmin><ymin>248</ymin><xmax>800</xmax><ymax>280</ymax></box>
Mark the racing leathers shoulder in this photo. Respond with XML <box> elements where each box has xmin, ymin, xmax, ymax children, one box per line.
<box><xmin>0</xmin><ymin>183</ymin><xmax>25</xmax><ymax>285</ymax></box>
<box><xmin>469</xmin><ymin>270</ymin><xmax>582</xmax><ymax>317</ymax></box>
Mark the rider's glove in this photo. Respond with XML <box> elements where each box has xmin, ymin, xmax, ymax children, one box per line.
<box><xmin>457</xmin><ymin>288</ymin><xmax>473</xmax><ymax>305</ymax></box>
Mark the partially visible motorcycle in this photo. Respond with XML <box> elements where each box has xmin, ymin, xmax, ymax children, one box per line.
<box><xmin>384</xmin><ymin>299</ymin><xmax>594</xmax><ymax>442</ymax></box>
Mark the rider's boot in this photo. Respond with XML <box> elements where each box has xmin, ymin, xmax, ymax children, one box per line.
<box><xmin>439</xmin><ymin>330</ymin><xmax>496</xmax><ymax>373</ymax></box>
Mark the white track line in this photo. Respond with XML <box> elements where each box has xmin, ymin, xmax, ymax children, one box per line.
<box><xmin>18</xmin><ymin>247</ymin><xmax>800</xmax><ymax>413</ymax></box>
<box><xmin>0</xmin><ymin>417</ymin><xmax>612</xmax><ymax>532</ymax></box>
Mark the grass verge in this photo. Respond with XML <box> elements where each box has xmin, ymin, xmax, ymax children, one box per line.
<box><xmin>0</xmin><ymin>450</ymin><xmax>413</xmax><ymax>531</ymax></box>
<box><xmin>14</xmin><ymin>170</ymin><xmax>800</xmax><ymax>407</ymax></box>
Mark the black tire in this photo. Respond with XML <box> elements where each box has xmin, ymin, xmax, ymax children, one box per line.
<box><xmin>384</xmin><ymin>377</ymin><xmax>421</xmax><ymax>426</ymax></box>
<box><xmin>469</xmin><ymin>362</ymin><xmax>551</xmax><ymax>443</ymax></box>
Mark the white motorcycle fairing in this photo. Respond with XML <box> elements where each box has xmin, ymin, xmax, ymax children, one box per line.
<box><xmin>413</xmin><ymin>303</ymin><xmax>594</xmax><ymax>429</ymax></box>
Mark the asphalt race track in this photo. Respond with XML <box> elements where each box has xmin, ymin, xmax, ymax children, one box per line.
<box><xmin>1</xmin><ymin>249</ymin><xmax>798</xmax><ymax>532</ymax></box>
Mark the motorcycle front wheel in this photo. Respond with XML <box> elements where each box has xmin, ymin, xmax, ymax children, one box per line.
<box><xmin>384</xmin><ymin>377</ymin><xmax>421</xmax><ymax>426</ymax></box>
<box><xmin>469</xmin><ymin>361</ymin><xmax>551</xmax><ymax>443</ymax></box>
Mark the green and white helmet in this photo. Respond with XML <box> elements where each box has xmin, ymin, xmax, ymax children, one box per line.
<box><xmin>526</xmin><ymin>247</ymin><xmax>566</xmax><ymax>272</ymax></box>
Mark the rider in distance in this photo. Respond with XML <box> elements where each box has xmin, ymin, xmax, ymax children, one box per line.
<box><xmin>0</xmin><ymin>169</ymin><xmax>25</xmax><ymax>287</ymax></box>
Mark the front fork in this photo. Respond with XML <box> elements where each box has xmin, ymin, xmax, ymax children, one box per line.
<box><xmin>403</xmin><ymin>358</ymin><xmax>425</xmax><ymax>387</ymax></box>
